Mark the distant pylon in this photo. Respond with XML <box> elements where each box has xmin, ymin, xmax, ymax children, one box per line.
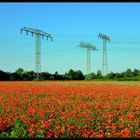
<box><xmin>77</xmin><ymin>42</ymin><xmax>97</xmax><ymax>74</ymax></box>
<box><xmin>98</xmin><ymin>33</ymin><xmax>110</xmax><ymax>76</ymax></box>
<box><xmin>20</xmin><ymin>27</ymin><xmax>52</xmax><ymax>78</ymax></box>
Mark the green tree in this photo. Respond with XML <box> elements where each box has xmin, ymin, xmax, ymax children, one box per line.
<box><xmin>123</xmin><ymin>68</ymin><xmax>133</xmax><ymax>80</ymax></box>
<box><xmin>133</xmin><ymin>69</ymin><xmax>140</xmax><ymax>81</ymax></box>
<box><xmin>133</xmin><ymin>69</ymin><xmax>139</xmax><ymax>77</ymax></box>
<box><xmin>85</xmin><ymin>72</ymin><xmax>96</xmax><ymax>80</ymax></box>
<box><xmin>27</xmin><ymin>71</ymin><xmax>34</xmax><ymax>80</ymax></box>
<box><xmin>67</xmin><ymin>69</ymin><xmax>75</xmax><ymax>80</ymax></box>
<box><xmin>10</xmin><ymin>73</ymin><xmax>19</xmax><ymax>80</ymax></box>
<box><xmin>15</xmin><ymin>68</ymin><xmax>24</xmax><ymax>80</ymax></box>
<box><xmin>114</xmin><ymin>72</ymin><xmax>124</xmax><ymax>80</ymax></box>
<box><xmin>107</xmin><ymin>72</ymin><xmax>115</xmax><ymax>79</ymax></box>
<box><xmin>74</xmin><ymin>70</ymin><xmax>84</xmax><ymax>80</ymax></box>
<box><xmin>65</xmin><ymin>69</ymin><xmax>84</xmax><ymax>80</ymax></box>
<box><xmin>22</xmin><ymin>71</ymin><xmax>34</xmax><ymax>81</ymax></box>
<box><xmin>53</xmin><ymin>71</ymin><xmax>60</xmax><ymax>80</ymax></box>
<box><xmin>15</xmin><ymin>68</ymin><xmax>24</xmax><ymax>75</ymax></box>
<box><xmin>125</xmin><ymin>68</ymin><xmax>132</xmax><ymax>78</ymax></box>
<box><xmin>96</xmin><ymin>70</ymin><xmax>103</xmax><ymax>79</ymax></box>
<box><xmin>41</xmin><ymin>72</ymin><xmax>51</xmax><ymax>80</ymax></box>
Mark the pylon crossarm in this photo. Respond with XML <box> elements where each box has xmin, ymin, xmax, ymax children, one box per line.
<box><xmin>21</xmin><ymin>26</ymin><xmax>52</xmax><ymax>40</ymax></box>
<box><xmin>78</xmin><ymin>42</ymin><xmax>97</xmax><ymax>50</ymax></box>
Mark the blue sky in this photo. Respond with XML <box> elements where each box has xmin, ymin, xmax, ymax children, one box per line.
<box><xmin>0</xmin><ymin>2</ymin><xmax>140</xmax><ymax>74</ymax></box>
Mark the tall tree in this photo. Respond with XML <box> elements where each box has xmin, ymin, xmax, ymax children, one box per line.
<box><xmin>96</xmin><ymin>70</ymin><xmax>103</xmax><ymax>79</ymax></box>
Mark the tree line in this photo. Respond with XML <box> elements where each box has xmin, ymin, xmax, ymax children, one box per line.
<box><xmin>0</xmin><ymin>68</ymin><xmax>140</xmax><ymax>81</ymax></box>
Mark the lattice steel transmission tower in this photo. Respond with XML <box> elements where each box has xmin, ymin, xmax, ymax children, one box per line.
<box><xmin>20</xmin><ymin>27</ymin><xmax>52</xmax><ymax>78</ymax></box>
<box><xmin>77</xmin><ymin>42</ymin><xmax>97</xmax><ymax>74</ymax></box>
<box><xmin>98</xmin><ymin>33</ymin><xmax>110</xmax><ymax>76</ymax></box>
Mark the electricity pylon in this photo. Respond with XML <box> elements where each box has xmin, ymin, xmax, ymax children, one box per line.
<box><xmin>77</xmin><ymin>42</ymin><xmax>97</xmax><ymax>74</ymax></box>
<box><xmin>20</xmin><ymin>26</ymin><xmax>52</xmax><ymax>78</ymax></box>
<box><xmin>98</xmin><ymin>33</ymin><xmax>110</xmax><ymax>76</ymax></box>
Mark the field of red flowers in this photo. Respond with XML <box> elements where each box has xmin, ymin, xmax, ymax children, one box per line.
<box><xmin>0</xmin><ymin>81</ymin><xmax>140</xmax><ymax>138</ymax></box>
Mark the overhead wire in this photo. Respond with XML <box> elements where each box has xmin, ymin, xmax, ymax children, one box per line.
<box><xmin>0</xmin><ymin>33</ymin><xmax>140</xmax><ymax>58</ymax></box>
<box><xmin>1</xmin><ymin>33</ymin><xmax>140</xmax><ymax>73</ymax></box>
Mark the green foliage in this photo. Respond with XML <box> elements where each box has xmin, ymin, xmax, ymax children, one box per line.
<box><xmin>36</xmin><ymin>130</ymin><xmax>45</xmax><ymax>138</ymax></box>
<box><xmin>105</xmin><ymin>68</ymin><xmax>140</xmax><ymax>81</ymax></box>
<box><xmin>0</xmin><ymin>118</ymin><xmax>29</xmax><ymax>138</ymax></box>
<box><xmin>1</xmin><ymin>67</ymin><xmax>140</xmax><ymax>81</ymax></box>
<box><xmin>41</xmin><ymin>72</ymin><xmax>51</xmax><ymax>80</ymax></box>
<box><xmin>10</xmin><ymin>118</ymin><xmax>29</xmax><ymax>138</ymax></box>
<box><xmin>0</xmin><ymin>132</ymin><xmax>11</xmax><ymax>138</ymax></box>
<box><xmin>65</xmin><ymin>69</ymin><xmax>84</xmax><ymax>80</ymax></box>
<box><xmin>15</xmin><ymin>68</ymin><xmax>24</xmax><ymax>75</ymax></box>
<box><xmin>96</xmin><ymin>70</ymin><xmax>103</xmax><ymax>79</ymax></box>
<box><xmin>85</xmin><ymin>72</ymin><xmax>96</xmax><ymax>80</ymax></box>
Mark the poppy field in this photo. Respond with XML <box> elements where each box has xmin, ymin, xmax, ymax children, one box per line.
<box><xmin>0</xmin><ymin>81</ymin><xmax>140</xmax><ymax>138</ymax></box>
